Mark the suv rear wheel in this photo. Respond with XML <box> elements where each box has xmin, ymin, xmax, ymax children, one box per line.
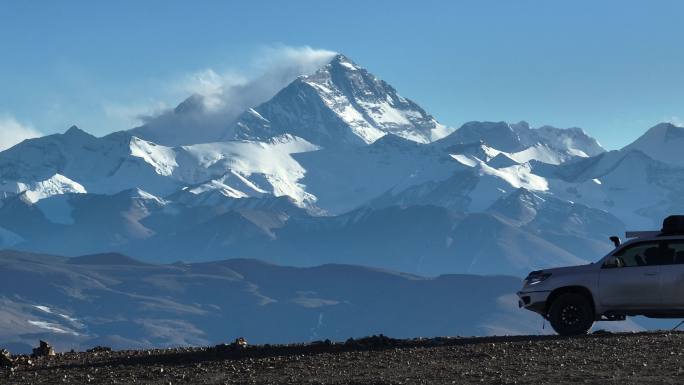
<box><xmin>548</xmin><ymin>292</ymin><xmax>594</xmax><ymax>336</ymax></box>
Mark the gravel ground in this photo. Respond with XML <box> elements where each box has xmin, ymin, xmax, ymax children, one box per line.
<box><xmin>4</xmin><ymin>332</ymin><xmax>684</xmax><ymax>384</ymax></box>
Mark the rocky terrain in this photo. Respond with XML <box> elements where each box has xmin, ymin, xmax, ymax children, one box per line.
<box><xmin>3</xmin><ymin>331</ymin><xmax>684</xmax><ymax>384</ymax></box>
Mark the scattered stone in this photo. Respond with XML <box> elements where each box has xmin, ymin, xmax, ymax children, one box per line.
<box><xmin>0</xmin><ymin>349</ymin><xmax>12</xmax><ymax>367</ymax></box>
<box><xmin>6</xmin><ymin>331</ymin><xmax>684</xmax><ymax>384</ymax></box>
<box><xmin>345</xmin><ymin>334</ymin><xmax>397</xmax><ymax>348</ymax></box>
<box><xmin>232</xmin><ymin>337</ymin><xmax>248</xmax><ymax>349</ymax></box>
<box><xmin>87</xmin><ymin>346</ymin><xmax>112</xmax><ymax>353</ymax></box>
<box><xmin>211</xmin><ymin>337</ymin><xmax>249</xmax><ymax>354</ymax></box>
<box><xmin>32</xmin><ymin>341</ymin><xmax>55</xmax><ymax>357</ymax></box>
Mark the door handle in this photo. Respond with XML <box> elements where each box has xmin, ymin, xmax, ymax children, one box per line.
<box><xmin>644</xmin><ymin>272</ymin><xmax>659</xmax><ymax>276</ymax></box>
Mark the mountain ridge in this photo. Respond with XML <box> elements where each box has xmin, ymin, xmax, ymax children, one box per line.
<box><xmin>0</xmin><ymin>249</ymin><xmax>533</xmax><ymax>353</ymax></box>
<box><xmin>0</xmin><ymin>53</ymin><xmax>680</xmax><ymax>278</ymax></box>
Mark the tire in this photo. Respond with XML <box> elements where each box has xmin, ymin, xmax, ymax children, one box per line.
<box><xmin>548</xmin><ymin>293</ymin><xmax>594</xmax><ymax>336</ymax></box>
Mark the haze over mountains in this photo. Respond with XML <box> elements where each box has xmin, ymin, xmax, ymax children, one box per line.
<box><xmin>0</xmin><ymin>53</ymin><xmax>681</xmax><ymax>278</ymax></box>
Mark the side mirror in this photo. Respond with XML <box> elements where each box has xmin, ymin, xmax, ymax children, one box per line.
<box><xmin>603</xmin><ymin>256</ymin><xmax>624</xmax><ymax>269</ymax></box>
<box><xmin>609</xmin><ymin>236</ymin><xmax>621</xmax><ymax>248</ymax></box>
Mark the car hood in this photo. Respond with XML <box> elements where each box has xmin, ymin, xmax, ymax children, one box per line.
<box><xmin>538</xmin><ymin>263</ymin><xmax>595</xmax><ymax>276</ymax></box>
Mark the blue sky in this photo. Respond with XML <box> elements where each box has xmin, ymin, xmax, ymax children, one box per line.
<box><xmin>1</xmin><ymin>0</ymin><xmax>683</xmax><ymax>150</ymax></box>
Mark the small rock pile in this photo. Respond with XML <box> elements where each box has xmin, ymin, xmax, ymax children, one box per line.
<box><xmin>211</xmin><ymin>337</ymin><xmax>249</xmax><ymax>353</ymax></box>
<box><xmin>86</xmin><ymin>346</ymin><xmax>112</xmax><ymax>353</ymax></box>
<box><xmin>345</xmin><ymin>334</ymin><xmax>398</xmax><ymax>348</ymax></box>
<box><xmin>233</xmin><ymin>337</ymin><xmax>248</xmax><ymax>349</ymax></box>
<box><xmin>0</xmin><ymin>349</ymin><xmax>12</xmax><ymax>367</ymax></box>
<box><xmin>32</xmin><ymin>341</ymin><xmax>55</xmax><ymax>357</ymax></box>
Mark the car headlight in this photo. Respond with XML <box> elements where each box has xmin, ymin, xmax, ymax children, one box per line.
<box><xmin>524</xmin><ymin>271</ymin><xmax>552</xmax><ymax>286</ymax></box>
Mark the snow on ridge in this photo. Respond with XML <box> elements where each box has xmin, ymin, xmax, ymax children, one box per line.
<box><xmin>176</xmin><ymin>136</ymin><xmax>320</xmax><ymax>207</ymax></box>
<box><xmin>448</xmin><ymin>147</ymin><xmax>549</xmax><ymax>193</ymax></box>
<box><xmin>128</xmin><ymin>188</ymin><xmax>168</xmax><ymax>205</ymax></box>
<box><xmin>483</xmin><ymin>163</ymin><xmax>549</xmax><ymax>192</ymax></box>
<box><xmin>450</xmin><ymin>154</ymin><xmax>478</xmax><ymax>168</ymax></box>
<box><xmin>28</xmin><ymin>320</ymin><xmax>80</xmax><ymax>336</ymax></box>
<box><xmin>129</xmin><ymin>136</ymin><xmax>178</xmax><ymax>176</ymax></box>
<box><xmin>337</xmin><ymin>60</ymin><xmax>358</xmax><ymax>71</ymax></box>
<box><xmin>187</xmin><ymin>170</ymin><xmax>268</xmax><ymax>200</ymax></box>
<box><xmin>34</xmin><ymin>305</ymin><xmax>52</xmax><ymax>313</ymax></box>
<box><xmin>0</xmin><ymin>174</ymin><xmax>88</xmax><ymax>203</ymax></box>
<box><xmin>27</xmin><ymin>304</ymin><xmax>84</xmax><ymax>335</ymax></box>
<box><xmin>508</xmin><ymin>143</ymin><xmax>571</xmax><ymax>165</ymax></box>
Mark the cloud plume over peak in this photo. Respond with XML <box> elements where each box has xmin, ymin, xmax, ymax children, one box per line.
<box><xmin>131</xmin><ymin>46</ymin><xmax>337</xmax><ymax>146</ymax></box>
<box><xmin>0</xmin><ymin>115</ymin><xmax>42</xmax><ymax>151</ymax></box>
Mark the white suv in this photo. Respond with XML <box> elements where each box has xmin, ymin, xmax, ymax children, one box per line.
<box><xmin>518</xmin><ymin>215</ymin><xmax>684</xmax><ymax>336</ymax></box>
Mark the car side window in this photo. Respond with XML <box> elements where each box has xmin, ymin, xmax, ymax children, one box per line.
<box><xmin>612</xmin><ymin>241</ymin><xmax>675</xmax><ymax>267</ymax></box>
<box><xmin>668</xmin><ymin>241</ymin><xmax>684</xmax><ymax>264</ymax></box>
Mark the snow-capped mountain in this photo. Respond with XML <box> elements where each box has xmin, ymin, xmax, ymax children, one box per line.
<box><xmin>0</xmin><ymin>127</ymin><xmax>181</xmax><ymax>197</ymax></box>
<box><xmin>3</xmin><ymin>53</ymin><xmax>682</xmax><ymax>278</ymax></box>
<box><xmin>541</xmin><ymin>148</ymin><xmax>684</xmax><ymax>229</ymax></box>
<box><xmin>0</xmin><ymin>128</ymin><xmax>320</xmax><ymax>209</ymax></box>
<box><xmin>621</xmin><ymin>122</ymin><xmax>684</xmax><ymax>166</ymax></box>
<box><xmin>226</xmin><ymin>54</ymin><xmax>453</xmax><ymax>147</ymax></box>
<box><xmin>436</xmin><ymin>120</ymin><xmax>604</xmax><ymax>160</ymax></box>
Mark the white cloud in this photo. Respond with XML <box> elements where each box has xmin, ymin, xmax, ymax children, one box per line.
<box><xmin>103</xmin><ymin>100</ymin><xmax>170</xmax><ymax>128</ymax></box>
<box><xmin>131</xmin><ymin>45</ymin><xmax>337</xmax><ymax>146</ymax></box>
<box><xmin>254</xmin><ymin>45</ymin><xmax>338</xmax><ymax>74</ymax></box>
<box><xmin>180</xmin><ymin>45</ymin><xmax>336</xmax><ymax>112</ymax></box>
<box><xmin>0</xmin><ymin>115</ymin><xmax>42</xmax><ymax>151</ymax></box>
<box><xmin>666</xmin><ymin>116</ymin><xmax>684</xmax><ymax>127</ymax></box>
<box><xmin>181</xmin><ymin>69</ymin><xmax>247</xmax><ymax>111</ymax></box>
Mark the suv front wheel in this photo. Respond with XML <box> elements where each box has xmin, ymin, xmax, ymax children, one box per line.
<box><xmin>548</xmin><ymin>293</ymin><xmax>594</xmax><ymax>336</ymax></box>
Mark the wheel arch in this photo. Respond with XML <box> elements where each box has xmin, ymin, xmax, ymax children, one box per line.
<box><xmin>545</xmin><ymin>285</ymin><xmax>596</xmax><ymax>319</ymax></box>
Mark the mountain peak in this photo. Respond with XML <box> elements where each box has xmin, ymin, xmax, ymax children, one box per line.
<box><xmin>327</xmin><ymin>53</ymin><xmax>359</xmax><ymax>71</ymax></box>
<box><xmin>65</xmin><ymin>125</ymin><xmax>81</xmax><ymax>133</ymax></box>
<box><xmin>644</xmin><ymin>122</ymin><xmax>684</xmax><ymax>141</ymax></box>
<box><xmin>622</xmin><ymin>122</ymin><xmax>684</xmax><ymax>166</ymax></box>
<box><xmin>228</xmin><ymin>54</ymin><xmax>449</xmax><ymax>147</ymax></box>
<box><xmin>173</xmin><ymin>94</ymin><xmax>206</xmax><ymax>115</ymax></box>
<box><xmin>626</xmin><ymin>122</ymin><xmax>683</xmax><ymax>144</ymax></box>
<box><xmin>439</xmin><ymin>121</ymin><xmax>522</xmax><ymax>152</ymax></box>
<box><xmin>64</xmin><ymin>125</ymin><xmax>89</xmax><ymax>137</ymax></box>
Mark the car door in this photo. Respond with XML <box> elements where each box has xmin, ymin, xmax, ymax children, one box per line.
<box><xmin>599</xmin><ymin>241</ymin><xmax>667</xmax><ymax>309</ymax></box>
<box><xmin>658</xmin><ymin>240</ymin><xmax>684</xmax><ymax>308</ymax></box>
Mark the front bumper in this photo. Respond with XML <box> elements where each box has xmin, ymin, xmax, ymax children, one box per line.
<box><xmin>517</xmin><ymin>290</ymin><xmax>551</xmax><ymax>315</ymax></box>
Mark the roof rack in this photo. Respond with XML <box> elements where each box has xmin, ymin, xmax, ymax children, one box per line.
<box><xmin>625</xmin><ymin>231</ymin><xmax>661</xmax><ymax>239</ymax></box>
<box><xmin>625</xmin><ymin>216</ymin><xmax>684</xmax><ymax>239</ymax></box>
